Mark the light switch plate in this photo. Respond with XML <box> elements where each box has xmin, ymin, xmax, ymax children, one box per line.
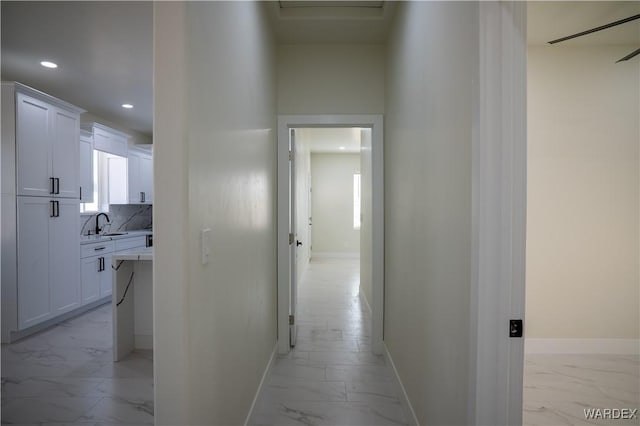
<box><xmin>201</xmin><ymin>228</ymin><xmax>211</xmax><ymax>265</ymax></box>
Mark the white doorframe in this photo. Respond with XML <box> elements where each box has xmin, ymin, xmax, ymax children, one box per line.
<box><xmin>469</xmin><ymin>2</ymin><xmax>527</xmax><ymax>425</ymax></box>
<box><xmin>277</xmin><ymin>115</ymin><xmax>384</xmax><ymax>355</ymax></box>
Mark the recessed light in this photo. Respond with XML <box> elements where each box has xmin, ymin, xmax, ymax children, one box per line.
<box><xmin>121</xmin><ymin>104</ymin><xmax>134</xmax><ymax>109</ymax></box>
<box><xmin>40</xmin><ymin>61</ymin><xmax>58</xmax><ymax>69</ymax></box>
<box><xmin>339</xmin><ymin>146</ymin><xmax>346</xmax><ymax>150</ymax></box>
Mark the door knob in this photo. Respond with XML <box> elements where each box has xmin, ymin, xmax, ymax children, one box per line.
<box><xmin>296</xmin><ymin>240</ymin><xmax>303</xmax><ymax>247</ymax></box>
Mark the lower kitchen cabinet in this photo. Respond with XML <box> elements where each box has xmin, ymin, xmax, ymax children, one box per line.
<box><xmin>81</xmin><ymin>241</ymin><xmax>114</xmax><ymax>304</ymax></box>
<box><xmin>17</xmin><ymin>197</ymin><xmax>80</xmax><ymax>329</ymax></box>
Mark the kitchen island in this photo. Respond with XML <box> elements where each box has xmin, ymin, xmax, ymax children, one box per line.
<box><xmin>112</xmin><ymin>246</ymin><xmax>153</xmax><ymax>361</ymax></box>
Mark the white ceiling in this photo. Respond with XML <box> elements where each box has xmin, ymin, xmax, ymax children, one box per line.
<box><xmin>300</xmin><ymin>128</ymin><xmax>362</xmax><ymax>153</ymax></box>
<box><xmin>267</xmin><ymin>1</ymin><xmax>396</xmax><ymax>44</ymax></box>
<box><xmin>2</xmin><ymin>1</ymin><xmax>637</xmax><ymax>141</ymax></box>
<box><xmin>1</xmin><ymin>1</ymin><xmax>153</xmax><ymax>136</ymax></box>
<box><xmin>528</xmin><ymin>2</ymin><xmax>640</xmax><ymax>46</ymax></box>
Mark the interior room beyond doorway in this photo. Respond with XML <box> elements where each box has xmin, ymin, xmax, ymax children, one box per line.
<box><xmin>291</xmin><ymin>127</ymin><xmax>368</xmax><ymax>305</ymax></box>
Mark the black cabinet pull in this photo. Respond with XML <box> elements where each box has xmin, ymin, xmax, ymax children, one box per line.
<box><xmin>50</xmin><ymin>200</ymin><xmax>55</xmax><ymax>217</ymax></box>
<box><xmin>56</xmin><ymin>201</ymin><xmax>60</xmax><ymax>217</ymax></box>
<box><xmin>99</xmin><ymin>257</ymin><xmax>105</xmax><ymax>272</ymax></box>
<box><xmin>94</xmin><ymin>247</ymin><xmax>106</xmax><ymax>251</ymax></box>
<box><xmin>50</xmin><ymin>177</ymin><xmax>55</xmax><ymax>194</ymax></box>
<box><xmin>140</xmin><ymin>191</ymin><xmax>144</xmax><ymax>203</ymax></box>
<box><xmin>54</xmin><ymin>178</ymin><xmax>60</xmax><ymax>195</ymax></box>
<box><xmin>79</xmin><ymin>186</ymin><xmax>82</xmax><ymax>200</ymax></box>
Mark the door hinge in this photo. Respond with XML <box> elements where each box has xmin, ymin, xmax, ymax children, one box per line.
<box><xmin>289</xmin><ymin>315</ymin><xmax>295</xmax><ymax>325</ymax></box>
<box><xmin>509</xmin><ymin>319</ymin><xmax>523</xmax><ymax>337</ymax></box>
<box><xmin>288</xmin><ymin>233</ymin><xmax>294</xmax><ymax>245</ymax></box>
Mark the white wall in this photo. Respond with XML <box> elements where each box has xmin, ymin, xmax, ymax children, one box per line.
<box><xmin>359</xmin><ymin>129</ymin><xmax>373</xmax><ymax>309</ymax></box>
<box><xmin>153</xmin><ymin>2</ymin><xmax>277</xmax><ymax>424</ymax></box>
<box><xmin>278</xmin><ymin>44</ymin><xmax>384</xmax><ymax>114</ymax></box>
<box><xmin>526</xmin><ymin>46</ymin><xmax>639</xmax><ymax>343</ymax></box>
<box><xmin>311</xmin><ymin>153</ymin><xmax>361</xmax><ymax>256</ymax></box>
<box><xmin>385</xmin><ymin>2</ymin><xmax>477</xmax><ymax>424</ymax></box>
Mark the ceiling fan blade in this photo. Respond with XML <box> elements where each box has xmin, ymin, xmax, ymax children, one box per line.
<box><xmin>616</xmin><ymin>47</ymin><xmax>640</xmax><ymax>63</ymax></box>
<box><xmin>548</xmin><ymin>13</ymin><xmax>640</xmax><ymax>44</ymax></box>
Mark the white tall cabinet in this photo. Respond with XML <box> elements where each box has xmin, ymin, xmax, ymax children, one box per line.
<box><xmin>1</xmin><ymin>82</ymin><xmax>84</xmax><ymax>340</ymax></box>
<box><xmin>16</xmin><ymin>92</ymin><xmax>80</xmax><ymax>199</ymax></box>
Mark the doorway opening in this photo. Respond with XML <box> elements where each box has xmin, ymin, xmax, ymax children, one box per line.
<box><xmin>277</xmin><ymin>115</ymin><xmax>384</xmax><ymax>355</ymax></box>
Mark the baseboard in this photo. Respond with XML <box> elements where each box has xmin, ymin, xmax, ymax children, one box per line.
<box><xmin>359</xmin><ymin>291</ymin><xmax>372</xmax><ymax>314</ymax></box>
<box><xmin>311</xmin><ymin>252</ymin><xmax>360</xmax><ymax>259</ymax></box>
<box><xmin>383</xmin><ymin>344</ymin><xmax>420</xmax><ymax>426</ymax></box>
<box><xmin>8</xmin><ymin>297</ymin><xmax>110</xmax><ymax>343</ymax></box>
<box><xmin>244</xmin><ymin>341</ymin><xmax>278</xmax><ymax>426</ymax></box>
<box><xmin>525</xmin><ymin>338</ymin><xmax>640</xmax><ymax>355</ymax></box>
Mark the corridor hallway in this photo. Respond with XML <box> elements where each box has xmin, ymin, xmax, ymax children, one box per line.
<box><xmin>248</xmin><ymin>258</ymin><xmax>411</xmax><ymax>425</ymax></box>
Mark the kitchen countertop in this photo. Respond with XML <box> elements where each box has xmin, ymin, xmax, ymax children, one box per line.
<box><xmin>80</xmin><ymin>229</ymin><xmax>152</xmax><ymax>245</ymax></box>
<box><xmin>112</xmin><ymin>246</ymin><xmax>153</xmax><ymax>261</ymax></box>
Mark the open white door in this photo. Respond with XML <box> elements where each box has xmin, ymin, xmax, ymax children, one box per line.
<box><xmin>288</xmin><ymin>129</ymin><xmax>297</xmax><ymax>347</ymax></box>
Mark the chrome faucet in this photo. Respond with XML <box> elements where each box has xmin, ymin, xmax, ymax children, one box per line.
<box><xmin>95</xmin><ymin>212</ymin><xmax>110</xmax><ymax>235</ymax></box>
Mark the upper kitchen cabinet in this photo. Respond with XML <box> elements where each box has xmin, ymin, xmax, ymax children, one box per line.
<box><xmin>128</xmin><ymin>145</ymin><xmax>153</xmax><ymax>204</ymax></box>
<box><xmin>79</xmin><ymin>130</ymin><xmax>94</xmax><ymax>203</ymax></box>
<box><xmin>109</xmin><ymin>144</ymin><xmax>153</xmax><ymax>205</ymax></box>
<box><xmin>13</xmin><ymin>85</ymin><xmax>84</xmax><ymax>198</ymax></box>
<box><xmin>84</xmin><ymin>122</ymin><xmax>128</xmax><ymax>157</ymax></box>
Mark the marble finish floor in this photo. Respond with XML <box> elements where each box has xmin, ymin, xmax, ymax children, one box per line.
<box><xmin>524</xmin><ymin>354</ymin><xmax>640</xmax><ymax>425</ymax></box>
<box><xmin>248</xmin><ymin>258</ymin><xmax>411</xmax><ymax>426</ymax></box>
<box><xmin>1</xmin><ymin>303</ymin><xmax>154</xmax><ymax>425</ymax></box>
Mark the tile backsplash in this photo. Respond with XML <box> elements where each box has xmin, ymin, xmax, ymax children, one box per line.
<box><xmin>80</xmin><ymin>205</ymin><xmax>152</xmax><ymax>235</ymax></box>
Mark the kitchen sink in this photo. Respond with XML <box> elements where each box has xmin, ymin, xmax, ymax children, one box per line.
<box><xmin>103</xmin><ymin>232</ymin><xmax>128</xmax><ymax>236</ymax></box>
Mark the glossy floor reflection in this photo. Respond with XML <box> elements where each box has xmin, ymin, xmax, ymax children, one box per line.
<box><xmin>248</xmin><ymin>258</ymin><xmax>411</xmax><ymax>426</ymax></box>
<box><xmin>1</xmin><ymin>303</ymin><xmax>154</xmax><ymax>425</ymax></box>
<box><xmin>524</xmin><ymin>354</ymin><xmax>640</xmax><ymax>426</ymax></box>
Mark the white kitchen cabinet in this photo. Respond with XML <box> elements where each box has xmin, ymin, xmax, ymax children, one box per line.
<box><xmin>81</xmin><ymin>257</ymin><xmax>101</xmax><ymax>304</ymax></box>
<box><xmin>16</xmin><ymin>91</ymin><xmax>81</xmax><ymax>199</ymax></box>
<box><xmin>2</xmin><ymin>83</ymin><xmax>85</xmax><ymax>342</ymax></box>
<box><xmin>17</xmin><ymin>197</ymin><xmax>80</xmax><ymax>329</ymax></box>
<box><xmin>86</xmin><ymin>123</ymin><xmax>128</xmax><ymax>157</ymax></box>
<box><xmin>109</xmin><ymin>146</ymin><xmax>153</xmax><ymax>205</ymax></box>
<box><xmin>50</xmin><ymin>199</ymin><xmax>81</xmax><ymax>314</ymax></box>
<box><xmin>139</xmin><ymin>154</ymin><xmax>153</xmax><ymax>204</ymax></box>
<box><xmin>79</xmin><ymin>131</ymin><xmax>94</xmax><ymax>202</ymax></box>
<box><xmin>17</xmin><ymin>197</ymin><xmax>51</xmax><ymax>328</ymax></box>
<box><xmin>100</xmin><ymin>252</ymin><xmax>114</xmax><ymax>297</ymax></box>
<box><xmin>127</xmin><ymin>147</ymin><xmax>153</xmax><ymax>204</ymax></box>
<box><xmin>81</xmin><ymin>241</ymin><xmax>114</xmax><ymax>304</ymax></box>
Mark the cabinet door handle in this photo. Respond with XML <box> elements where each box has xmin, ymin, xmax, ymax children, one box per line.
<box><xmin>55</xmin><ymin>200</ymin><xmax>60</xmax><ymax>217</ymax></box>
<box><xmin>79</xmin><ymin>186</ymin><xmax>82</xmax><ymax>200</ymax></box>
<box><xmin>94</xmin><ymin>247</ymin><xmax>106</xmax><ymax>251</ymax></box>
<box><xmin>140</xmin><ymin>191</ymin><xmax>144</xmax><ymax>203</ymax></box>
<box><xmin>50</xmin><ymin>177</ymin><xmax>55</xmax><ymax>194</ymax></box>
<box><xmin>50</xmin><ymin>200</ymin><xmax>55</xmax><ymax>217</ymax></box>
<box><xmin>99</xmin><ymin>257</ymin><xmax>105</xmax><ymax>272</ymax></box>
<box><xmin>54</xmin><ymin>178</ymin><xmax>60</xmax><ymax>195</ymax></box>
